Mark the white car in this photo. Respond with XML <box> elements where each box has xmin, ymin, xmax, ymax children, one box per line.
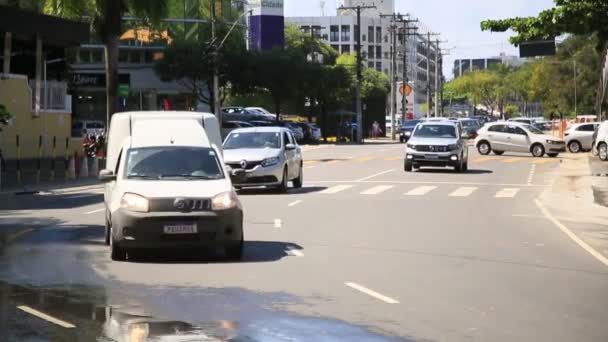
<box><xmin>565</xmin><ymin>122</ymin><xmax>599</xmax><ymax>153</ymax></box>
<box><xmin>475</xmin><ymin>122</ymin><xmax>566</xmax><ymax>158</ymax></box>
<box><xmin>223</xmin><ymin>127</ymin><xmax>303</xmax><ymax>192</ymax></box>
<box><xmin>508</xmin><ymin>118</ymin><xmax>536</xmax><ymax>125</ymax></box>
<box><xmin>594</xmin><ymin>121</ymin><xmax>608</xmax><ymax>160</ymax></box>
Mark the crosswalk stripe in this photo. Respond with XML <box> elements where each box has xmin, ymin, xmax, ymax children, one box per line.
<box><xmin>360</xmin><ymin>185</ymin><xmax>394</xmax><ymax>195</ymax></box>
<box><xmin>405</xmin><ymin>186</ymin><xmax>437</xmax><ymax>196</ymax></box>
<box><xmin>321</xmin><ymin>185</ymin><xmax>354</xmax><ymax>194</ymax></box>
<box><xmin>449</xmin><ymin>187</ymin><xmax>477</xmax><ymax>197</ymax></box>
<box><xmin>495</xmin><ymin>188</ymin><xmax>520</xmax><ymax>198</ymax></box>
<box><xmin>384</xmin><ymin>156</ymin><xmax>402</xmax><ymax>161</ymax></box>
<box><xmin>502</xmin><ymin>157</ymin><xmax>525</xmax><ymax>164</ymax></box>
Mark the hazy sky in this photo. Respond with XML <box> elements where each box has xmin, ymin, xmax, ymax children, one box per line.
<box><xmin>284</xmin><ymin>0</ymin><xmax>556</xmax><ymax>78</ymax></box>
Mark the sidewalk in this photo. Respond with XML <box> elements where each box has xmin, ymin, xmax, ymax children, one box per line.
<box><xmin>539</xmin><ymin>153</ymin><xmax>608</xmax><ymax>262</ymax></box>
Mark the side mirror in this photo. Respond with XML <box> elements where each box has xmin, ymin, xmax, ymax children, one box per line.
<box><xmin>99</xmin><ymin>169</ymin><xmax>117</xmax><ymax>183</ymax></box>
<box><xmin>285</xmin><ymin>144</ymin><xmax>296</xmax><ymax>151</ymax></box>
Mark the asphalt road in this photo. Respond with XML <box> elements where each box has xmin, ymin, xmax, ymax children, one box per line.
<box><xmin>1</xmin><ymin>143</ymin><xmax>608</xmax><ymax>341</ymax></box>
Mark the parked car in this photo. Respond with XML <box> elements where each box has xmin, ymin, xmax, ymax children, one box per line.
<box><xmin>564</xmin><ymin>122</ymin><xmax>599</xmax><ymax>153</ymax></box>
<box><xmin>475</xmin><ymin>122</ymin><xmax>566</xmax><ymax>158</ymax></box>
<box><xmin>399</xmin><ymin>119</ymin><xmax>423</xmax><ymax>143</ymax></box>
<box><xmin>245</xmin><ymin>107</ymin><xmax>276</xmax><ymax>121</ymax></box>
<box><xmin>458</xmin><ymin>118</ymin><xmax>481</xmax><ymax>139</ymax></box>
<box><xmin>72</xmin><ymin>120</ymin><xmax>106</xmax><ymax>137</ymax></box>
<box><xmin>404</xmin><ymin>121</ymin><xmax>469</xmax><ymax>172</ymax></box>
<box><xmin>508</xmin><ymin>117</ymin><xmax>536</xmax><ymax>125</ymax></box>
<box><xmin>250</xmin><ymin>120</ymin><xmax>274</xmax><ymax>127</ymax></box>
<box><xmin>593</xmin><ymin>121</ymin><xmax>608</xmax><ymax>160</ymax></box>
<box><xmin>276</xmin><ymin>121</ymin><xmax>304</xmax><ymax>141</ymax></box>
<box><xmin>221</xmin><ymin>120</ymin><xmax>254</xmax><ymax>139</ymax></box>
<box><xmin>223</xmin><ymin>127</ymin><xmax>303</xmax><ymax>192</ymax></box>
<box><xmin>309</xmin><ymin>123</ymin><xmax>322</xmax><ymax>141</ymax></box>
<box><xmin>291</xmin><ymin>122</ymin><xmax>321</xmax><ymax>142</ymax></box>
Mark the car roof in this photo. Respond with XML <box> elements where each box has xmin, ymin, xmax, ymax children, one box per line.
<box><xmin>418</xmin><ymin>120</ymin><xmax>458</xmax><ymax>127</ymax></box>
<box><xmin>229</xmin><ymin>127</ymin><xmax>289</xmax><ymax>134</ymax></box>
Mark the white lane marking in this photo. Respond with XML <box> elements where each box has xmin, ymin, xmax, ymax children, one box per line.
<box><xmin>495</xmin><ymin>188</ymin><xmax>520</xmax><ymax>198</ymax></box>
<box><xmin>17</xmin><ymin>306</ymin><xmax>76</xmax><ymax>329</ymax></box>
<box><xmin>360</xmin><ymin>185</ymin><xmax>394</xmax><ymax>195</ymax></box>
<box><xmin>321</xmin><ymin>185</ymin><xmax>354</xmax><ymax>194</ymax></box>
<box><xmin>535</xmin><ymin>199</ymin><xmax>608</xmax><ymax>267</ymax></box>
<box><xmin>449</xmin><ymin>187</ymin><xmax>478</xmax><ymax>197</ymax></box>
<box><xmin>309</xmin><ymin>180</ymin><xmax>547</xmax><ymax>188</ymax></box>
<box><xmin>274</xmin><ymin>219</ymin><xmax>282</xmax><ymax>228</ymax></box>
<box><xmin>285</xmin><ymin>245</ymin><xmax>304</xmax><ymax>257</ymax></box>
<box><xmin>527</xmin><ymin>164</ymin><xmax>537</xmax><ymax>185</ymax></box>
<box><xmin>355</xmin><ymin>169</ymin><xmax>396</xmax><ymax>182</ymax></box>
<box><xmin>288</xmin><ymin>200</ymin><xmax>303</xmax><ymax>207</ymax></box>
<box><xmin>84</xmin><ymin>208</ymin><xmax>105</xmax><ymax>215</ymax></box>
<box><xmin>405</xmin><ymin>186</ymin><xmax>437</xmax><ymax>196</ymax></box>
<box><xmin>344</xmin><ymin>282</ymin><xmax>399</xmax><ymax>304</ymax></box>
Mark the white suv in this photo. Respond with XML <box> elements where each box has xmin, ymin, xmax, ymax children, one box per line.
<box><xmin>475</xmin><ymin>122</ymin><xmax>566</xmax><ymax>158</ymax></box>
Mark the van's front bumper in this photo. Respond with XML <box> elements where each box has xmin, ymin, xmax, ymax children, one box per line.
<box><xmin>111</xmin><ymin>208</ymin><xmax>243</xmax><ymax>250</ymax></box>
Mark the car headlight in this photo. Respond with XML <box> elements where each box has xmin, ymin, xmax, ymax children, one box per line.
<box><xmin>546</xmin><ymin>140</ymin><xmax>562</xmax><ymax>144</ymax></box>
<box><xmin>405</xmin><ymin>131</ymin><xmax>412</xmax><ymax>136</ymax></box>
<box><xmin>262</xmin><ymin>157</ymin><xmax>280</xmax><ymax>167</ymax></box>
<box><xmin>406</xmin><ymin>144</ymin><xmax>416</xmax><ymax>151</ymax></box>
<box><xmin>212</xmin><ymin>191</ymin><xmax>240</xmax><ymax>210</ymax></box>
<box><xmin>448</xmin><ymin>144</ymin><xmax>459</xmax><ymax>151</ymax></box>
<box><xmin>121</xmin><ymin>193</ymin><xmax>149</xmax><ymax>213</ymax></box>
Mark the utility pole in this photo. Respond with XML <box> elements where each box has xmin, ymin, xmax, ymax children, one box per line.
<box><xmin>399</xmin><ymin>19</ymin><xmax>418</xmax><ymax>121</ymax></box>
<box><xmin>423</xmin><ymin>32</ymin><xmax>440</xmax><ymax>117</ymax></box>
<box><xmin>340</xmin><ymin>4</ymin><xmax>376</xmax><ymax>144</ymax></box>
<box><xmin>574</xmin><ymin>60</ymin><xmax>578</xmax><ymax>117</ymax></box>
<box><xmin>391</xmin><ymin>21</ymin><xmax>398</xmax><ymax>140</ymax></box>
<box><xmin>211</xmin><ymin>0</ymin><xmax>221</xmax><ymax>123</ymax></box>
<box><xmin>435</xmin><ymin>39</ymin><xmax>440</xmax><ymax>118</ymax></box>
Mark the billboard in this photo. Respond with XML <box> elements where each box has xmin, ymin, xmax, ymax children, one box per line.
<box><xmin>248</xmin><ymin>0</ymin><xmax>285</xmax><ymax>50</ymax></box>
<box><xmin>396</xmin><ymin>82</ymin><xmax>416</xmax><ymax>119</ymax></box>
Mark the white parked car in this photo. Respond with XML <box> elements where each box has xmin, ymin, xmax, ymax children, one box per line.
<box><xmin>475</xmin><ymin>122</ymin><xmax>566</xmax><ymax>158</ymax></box>
<box><xmin>593</xmin><ymin>121</ymin><xmax>608</xmax><ymax>160</ymax></box>
<box><xmin>565</xmin><ymin>122</ymin><xmax>599</xmax><ymax>153</ymax></box>
<box><xmin>223</xmin><ymin>127</ymin><xmax>303</xmax><ymax>192</ymax></box>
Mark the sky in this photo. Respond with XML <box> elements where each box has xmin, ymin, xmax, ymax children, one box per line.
<box><xmin>284</xmin><ymin>0</ymin><xmax>556</xmax><ymax>79</ymax></box>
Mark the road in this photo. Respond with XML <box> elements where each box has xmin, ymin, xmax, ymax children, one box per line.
<box><xmin>1</xmin><ymin>143</ymin><xmax>608</xmax><ymax>341</ymax></box>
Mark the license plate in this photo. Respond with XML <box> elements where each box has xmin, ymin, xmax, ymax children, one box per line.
<box><xmin>163</xmin><ymin>223</ymin><xmax>198</xmax><ymax>235</ymax></box>
<box><xmin>425</xmin><ymin>154</ymin><xmax>439</xmax><ymax>159</ymax></box>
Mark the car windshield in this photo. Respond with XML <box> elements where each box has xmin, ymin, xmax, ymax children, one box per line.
<box><xmin>522</xmin><ymin>124</ymin><xmax>544</xmax><ymax>134</ymax></box>
<box><xmin>460</xmin><ymin>120</ymin><xmax>479</xmax><ymax>128</ymax></box>
<box><xmin>413</xmin><ymin>125</ymin><xmax>457</xmax><ymax>138</ymax></box>
<box><xmin>125</xmin><ymin>147</ymin><xmax>224</xmax><ymax>180</ymax></box>
<box><xmin>223</xmin><ymin>132</ymin><xmax>281</xmax><ymax>149</ymax></box>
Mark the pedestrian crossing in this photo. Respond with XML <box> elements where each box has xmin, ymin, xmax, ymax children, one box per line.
<box><xmin>316</xmin><ymin>184</ymin><xmax>527</xmax><ymax>199</ymax></box>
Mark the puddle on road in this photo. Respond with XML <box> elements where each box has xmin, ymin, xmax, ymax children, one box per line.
<box><xmin>0</xmin><ymin>281</ymin><xmax>412</xmax><ymax>342</ymax></box>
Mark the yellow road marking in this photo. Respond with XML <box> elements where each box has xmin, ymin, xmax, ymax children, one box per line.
<box><xmin>533</xmin><ymin>159</ymin><xmax>559</xmax><ymax>165</ymax></box>
<box><xmin>502</xmin><ymin>157</ymin><xmax>525</xmax><ymax>164</ymax></box>
<box><xmin>303</xmin><ymin>160</ymin><xmax>319</xmax><ymax>165</ymax></box>
<box><xmin>384</xmin><ymin>156</ymin><xmax>402</xmax><ymax>161</ymax></box>
<box><xmin>354</xmin><ymin>156</ymin><xmax>374</xmax><ymax>163</ymax></box>
<box><xmin>326</xmin><ymin>160</ymin><xmax>340</xmax><ymax>164</ymax></box>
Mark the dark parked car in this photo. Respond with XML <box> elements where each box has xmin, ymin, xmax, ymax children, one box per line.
<box><xmin>399</xmin><ymin>120</ymin><xmax>423</xmax><ymax>143</ymax></box>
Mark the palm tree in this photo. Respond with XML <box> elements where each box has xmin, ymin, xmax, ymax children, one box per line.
<box><xmin>44</xmin><ymin>0</ymin><xmax>169</xmax><ymax>125</ymax></box>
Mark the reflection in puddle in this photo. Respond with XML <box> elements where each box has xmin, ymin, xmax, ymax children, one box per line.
<box><xmin>0</xmin><ymin>281</ymin><xmax>410</xmax><ymax>342</ymax></box>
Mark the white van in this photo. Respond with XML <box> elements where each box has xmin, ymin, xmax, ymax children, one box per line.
<box><xmin>99</xmin><ymin>111</ymin><xmax>243</xmax><ymax>261</ymax></box>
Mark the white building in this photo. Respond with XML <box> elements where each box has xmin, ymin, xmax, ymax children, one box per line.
<box><xmin>286</xmin><ymin>4</ymin><xmax>442</xmax><ymax>116</ymax></box>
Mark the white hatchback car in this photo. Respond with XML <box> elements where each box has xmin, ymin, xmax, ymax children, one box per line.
<box><xmin>475</xmin><ymin>122</ymin><xmax>566</xmax><ymax>158</ymax></box>
<box><xmin>565</xmin><ymin>122</ymin><xmax>599</xmax><ymax>153</ymax></box>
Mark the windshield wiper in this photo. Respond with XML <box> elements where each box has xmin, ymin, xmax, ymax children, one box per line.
<box><xmin>127</xmin><ymin>174</ymin><xmax>158</xmax><ymax>179</ymax></box>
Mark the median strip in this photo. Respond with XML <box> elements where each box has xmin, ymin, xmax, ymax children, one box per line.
<box><xmin>17</xmin><ymin>305</ymin><xmax>76</xmax><ymax>329</ymax></box>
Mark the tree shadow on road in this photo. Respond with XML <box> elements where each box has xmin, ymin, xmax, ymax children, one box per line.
<box><xmin>0</xmin><ymin>193</ymin><xmax>103</xmax><ymax>211</ymax></box>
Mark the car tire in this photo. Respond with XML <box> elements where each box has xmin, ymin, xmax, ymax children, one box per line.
<box><xmin>477</xmin><ymin>141</ymin><xmax>491</xmax><ymax>155</ymax></box>
<box><xmin>547</xmin><ymin>153</ymin><xmax>559</xmax><ymax>158</ymax></box>
<box><xmin>399</xmin><ymin>136</ymin><xmax>405</xmax><ymax>143</ymax></box>
<box><xmin>225</xmin><ymin>238</ymin><xmax>244</xmax><ymax>261</ymax></box>
<box><xmin>104</xmin><ymin>210</ymin><xmax>111</xmax><ymax>246</ymax></box>
<box><xmin>404</xmin><ymin>159</ymin><xmax>413</xmax><ymax>172</ymax></box>
<box><xmin>110</xmin><ymin>234</ymin><xmax>127</xmax><ymax>262</ymax></box>
<box><xmin>531</xmin><ymin>144</ymin><xmax>545</xmax><ymax>158</ymax></box>
<box><xmin>455</xmin><ymin>158</ymin><xmax>464</xmax><ymax>173</ymax></box>
<box><xmin>463</xmin><ymin>159</ymin><xmax>469</xmax><ymax>172</ymax></box>
<box><xmin>277</xmin><ymin>168</ymin><xmax>288</xmax><ymax>193</ymax></box>
<box><xmin>568</xmin><ymin>141</ymin><xmax>582</xmax><ymax>154</ymax></box>
<box><xmin>493</xmin><ymin>150</ymin><xmax>504</xmax><ymax>156</ymax></box>
<box><xmin>293</xmin><ymin>164</ymin><xmax>303</xmax><ymax>189</ymax></box>
<box><xmin>599</xmin><ymin>143</ymin><xmax>608</xmax><ymax>161</ymax></box>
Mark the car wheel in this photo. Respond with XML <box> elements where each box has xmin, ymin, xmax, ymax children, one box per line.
<box><xmin>547</xmin><ymin>153</ymin><xmax>559</xmax><ymax>158</ymax></box>
<box><xmin>455</xmin><ymin>157</ymin><xmax>464</xmax><ymax>173</ymax></box>
<box><xmin>277</xmin><ymin>168</ymin><xmax>288</xmax><ymax>193</ymax></box>
<box><xmin>104</xmin><ymin>210</ymin><xmax>111</xmax><ymax>246</ymax></box>
<box><xmin>404</xmin><ymin>159</ymin><xmax>413</xmax><ymax>172</ymax></box>
<box><xmin>293</xmin><ymin>164</ymin><xmax>303</xmax><ymax>189</ymax></box>
<box><xmin>531</xmin><ymin>144</ymin><xmax>545</xmax><ymax>158</ymax></box>
<box><xmin>568</xmin><ymin>141</ymin><xmax>582</xmax><ymax>154</ymax></box>
<box><xmin>477</xmin><ymin>141</ymin><xmax>491</xmax><ymax>155</ymax></box>
<box><xmin>463</xmin><ymin>159</ymin><xmax>469</xmax><ymax>172</ymax></box>
<box><xmin>110</xmin><ymin>233</ymin><xmax>127</xmax><ymax>261</ymax></box>
<box><xmin>399</xmin><ymin>136</ymin><xmax>405</xmax><ymax>143</ymax></box>
<box><xmin>493</xmin><ymin>150</ymin><xmax>504</xmax><ymax>156</ymax></box>
<box><xmin>225</xmin><ymin>238</ymin><xmax>244</xmax><ymax>261</ymax></box>
<box><xmin>599</xmin><ymin>143</ymin><xmax>608</xmax><ymax>161</ymax></box>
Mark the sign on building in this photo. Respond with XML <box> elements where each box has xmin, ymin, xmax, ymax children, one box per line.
<box><xmin>248</xmin><ymin>0</ymin><xmax>285</xmax><ymax>50</ymax></box>
<box><xmin>396</xmin><ymin>81</ymin><xmax>417</xmax><ymax>119</ymax></box>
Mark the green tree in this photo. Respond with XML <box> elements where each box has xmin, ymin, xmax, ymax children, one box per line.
<box><xmin>480</xmin><ymin>0</ymin><xmax>608</xmax><ymax>50</ymax></box>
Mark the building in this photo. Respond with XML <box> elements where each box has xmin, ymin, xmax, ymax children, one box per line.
<box><xmin>453</xmin><ymin>53</ymin><xmax>528</xmax><ymax>78</ymax></box>
<box><xmin>286</xmin><ymin>5</ymin><xmax>442</xmax><ymax>117</ymax></box>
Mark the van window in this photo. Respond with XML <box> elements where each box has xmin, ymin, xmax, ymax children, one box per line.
<box><xmin>124</xmin><ymin>147</ymin><xmax>224</xmax><ymax>180</ymax></box>
<box><xmin>283</xmin><ymin>132</ymin><xmax>290</xmax><ymax>146</ymax></box>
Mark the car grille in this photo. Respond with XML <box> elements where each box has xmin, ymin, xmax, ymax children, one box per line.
<box><xmin>227</xmin><ymin>161</ymin><xmax>262</xmax><ymax>170</ymax></box>
<box><xmin>244</xmin><ymin>176</ymin><xmax>278</xmax><ymax>184</ymax></box>
<box><xmin>149</xmin><ymin>198</ymin><xmax>211</xmax><ymax>212</ymax></box>
<box><xmin>416</xmin><ymin>145</ymin><xmax>448</xmax><ymax>152</ymax></box>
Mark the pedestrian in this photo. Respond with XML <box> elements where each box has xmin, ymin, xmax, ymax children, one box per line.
<box><xmin>372</xmin><ymin>121</ymin><xmax>380</xmax><ymax>138</ymax></box>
